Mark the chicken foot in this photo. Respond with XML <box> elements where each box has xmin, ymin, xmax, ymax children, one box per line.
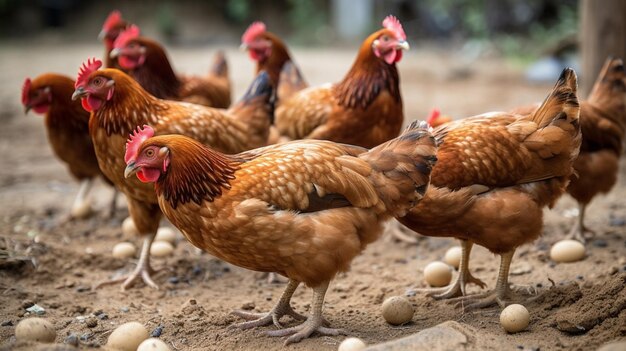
<box><xmin>231</xmin><ymin>279</ymin><xmax>305</xmax><ymax>329</ymax></box>
<box><xmin>263</xmin><ymin>280</ymin><xmax>346</xmax><ymax>345</ymax></box>
<box><xmin>95</xmin><ymin>234</ymin><xmax>161</xmax><ymax>290</ymax></box>
<box><xmin>566</xmin><ymin>203</ymin><xmax>595</xmax><ymax>243</ymax></box>
<box><xmin>410</xmin><ymin>240</ymin><xmax>486</xmax><ymax>299</ymax></box>
<box><xmin>452</xmin><ymin>250</ymin><xmax>516</xmax><ymax>310</ymax></box>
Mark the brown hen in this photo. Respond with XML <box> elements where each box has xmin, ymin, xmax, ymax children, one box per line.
<box><xmin>111</xmin><ymin>25</ymin><xmax>231</xmax><ymax>108</ymax></box>
<box><xmin>71</xmin><ymin>58</ymin><xmax>273</xmax><ymax>290</ymax></box>
<box><xmin>124</xmin><ymin>121</ymin><xmax>437</xmax><ymax>344</ymax></box>
<box><xmin>398</xmin><ymin>68</ymin><xmax>582</xmax><ymax>309</ymax></box>
<box><xmin>98</xmin><ymin>10</ymin><xmax>130</xmax><ymax>69</ymax></box>
<box><xmin>511</xmin><ymin>58</ymin><xmax>626</xmax><ymax>242</ymax></box>
<box><xmin>22</xmin><ymin>73</ymin><xmax>117</xmax><ymax>219</ymax></box>
<box><xmin>274</xmin><ymin>15</ymin><xmax>409</xmax><ymax>148</ymax></box>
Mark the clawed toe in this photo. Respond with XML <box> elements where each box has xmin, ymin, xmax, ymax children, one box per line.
<box><xmin>262</xmin><ymin>320</ymin><xmax>345</xmax><ymax>345</ymax></box>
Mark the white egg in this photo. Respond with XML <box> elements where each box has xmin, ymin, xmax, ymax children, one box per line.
<box><xmin>424</xmin><ymin>261</ymin><xmax>452</xmax><ymax>287</ymax></box>
<box><xmin>444</xmin><ymin>246</ymin><xmax>462</xmax><ymax>269</ymax></box>
<box><xmin>500</xmin><ymin>304</ymin><xmax>530</xmax><ymax>333</ymax></box>
<box><xmin>112</xmin><ymin>242</ymin><xmax>136</xmax><ymax>259</ymax></box>
<box><xmin>550</xmin><ymin>239</ymin><xmax>585</xmax><ymax>263</ymax></box>
<box><xmin>338</xmin><ymin>337</ymin><xmax>367</xmax><ymax>351</ymax></box>
<box><xmin>70</xmin><ymin>201</ymin><xmax>92</xmax><ymax>219</ymax></box>
<box><xmin>381</xmin><ymin>296</ymin><xmax>414</xmax><ymax>325</ymax></box>
<box><xmin>150</xmin><ymin>241</ymin><xmax>174</xmax><ymax>257</ymax></box>
<box><xmin>137</xmin><ymin>338</ymin><xmax>171</xmax><ymax>351</ymax></box>
<box><xmin>122</xmin><ymin>217</ymin><xmax>139</xmax><ymax>237</ymax></box>
<box><xmin>155</xmin><ymin>227</ymin><xmax>177</xmax><ymax>244</ymax></box>
<box><xmin>15</xmin><ymin>317</ymin><xmax>56</xmax><ymax>343</ymax></box>
<box><xmin>107</xmin><ymin>321</ymin><xmax>148</xmax><ymax>351</ymax></box>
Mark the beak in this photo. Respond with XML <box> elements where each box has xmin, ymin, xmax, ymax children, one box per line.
<box><xmin>98</xmin><ymin>30</ymin><xmax>106</xmax><ymax>41</ymax></box>
<box><xmin>396</xmin><ymin>40</ymin><xmax>410</xmax><ymax>51</ymax></box>
<box><xmin>24</xmin><ymin>104</ymin><xmax>31</xmax><ymax>114</ymax></box>
<box><xmin>72</xmin><ymin>86</ymin><xmax>87</xmax><ymax>101</ymax></box>
<box><xmin>124</xmin><ymin>162</ymin><xmax>140</xmax><ymax>178</ymax></box>
<box><xmin>110</xmin><ymin>48</ymin><xmax>121</xmax><ymax>58</ymax></box>
<box><xmin>239</xmin><ymin>43</ymin><xmax>248</xmax><ymax>52</ymax></box>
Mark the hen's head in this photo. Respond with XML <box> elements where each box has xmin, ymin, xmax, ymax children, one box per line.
<box><xmin>72</xmin><ymin>58</ymin><xmax>116</xmax><ymax>112</ymax></box>
<box><xmin>241</xmin><ymin>21</ymin><xmax>272</xmax><ymax>62</ymax></box>
<box><xmin>110</xmin><ymin>25</ymin><xmax>146</xmax><ymax>70</ymax></box>
<box><xmin>99</xmin><ymin>10</ymin><xmax>129</xmax><ymax>49</ymax></box>
<box><xmin>123</xmin><ymin>125</ymin><xmax>169</xmax><ymax>183</ymax></box>
<box><xmin>370</xmin><ymin>15</ymin><xmax>409</xmax><ymax>65</ymax></box>
<box><xmin>22</xmin><ymin>77</ymin><xmax>52</xmax><ymax>114</ymax></box>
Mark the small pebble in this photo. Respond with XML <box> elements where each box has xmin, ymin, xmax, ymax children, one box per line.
<box><xmin>1</xmin><ymin>320</ymin><xmax>13</xmax><ymax>326</ymax></box>
<box><xmin>592</xmin><ymin>239</ymin><xmax>608</xmax><ymax>248</ymax></box>
<box><xmin>97</xmin><ymin>313</ymin><xmax>109</xmax><ymax>320</ymax></box>
<box><xmin>85</xmin><ymin>317</ymin><xmax>98</xmax><ymax>328</ymax></box>
<box><xmin>167</xmin><ymin>276</ymin><xmax>179</xmax><ymax>284</ymax></box>
<box><xmin>151</xmin><ymin>325</ymin><xmax>164</xmax><ymax>337</ymax></box>
<box><xmin>64</xmin><ymin>334</ymin><xmax>79</xmax><ymax>346</ymax></box>
<box><xmin>120</xmin><ymin>307</ymin><xmax>130</xmax><ymax>313</ymax></box>
<box><xmin>80</xmin><ymin>333</ymin><xmax>92</xmax><ymax>341</ymax></box>
<box><xmin>609</xmin><ymin>217</ymin><xmax>626</xmax><ymax>227</ymax></box>
<box><xmin>26</xmin><ymin>304</ymin><xmax>46</xmax><ymax>315</ymax></box>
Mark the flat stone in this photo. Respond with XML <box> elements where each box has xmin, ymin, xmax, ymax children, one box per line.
<box><xmin>365</xmin><ymin>321</ymin><xmax>469</xmax><ymax>351</ymax></box>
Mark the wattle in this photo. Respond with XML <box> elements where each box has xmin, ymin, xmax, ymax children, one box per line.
<box><xmin>33</xmin><ymin>104</ymin><xmax>49</xmax><ymax>114</ymax></box>
<box><xmin>137</xmin><ymin>168</ymin><xmax>161</xmax><ymax>183</ymax></box>
<box><xmin>118</xmin><ymin>56</ymin><xmax>138</xmax><ymax>69</ymax></box>
<box><xmin>81</xmin><ymin>96</ymin><xmax>103</xmax><ymax>112</ymax></box>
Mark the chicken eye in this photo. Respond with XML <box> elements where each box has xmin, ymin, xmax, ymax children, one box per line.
<box><xmin>92</xmin><ymin>77</ymin><xmax>104</xmax><ymax>87</ymax></box>
<box><xmin>381</xmin><ymin>35</ymin><xmax>390</xmax><ymax>42</ymax></box>
<box><xmin>145</xmin><ymin>149</ymin><xmax>155</xmax><ymax>157</ymax></box>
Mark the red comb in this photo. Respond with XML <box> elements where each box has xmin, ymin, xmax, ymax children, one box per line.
<box><xmin>125</xmin><ymin>125</ymin><xmax>155</xmax><ymax>163</ymax></box>
<box><xmin>242</xmin><ymin>21</ymin><xmax>266</xmax><ymax>43</ymax></box>
<box><xmin>75</xmin><ymin>58</ymin><xmax>103</xmax><ymax>89</ymax></box>
<box><xmin>21</xmin><ymin>78</ymin><xmax>31</xmax><ymax>105</ymax></box>
<box><xmin>426</xmin><ymin>108</ymin><xmax>440</xmax><ymax>125</ymax></box>
<box><xmin>103</xmin><ymin>10</ymin><xmax>122</xmax><ymax>31</ymax></box>
<box><xmin>114</xmin><ymin>24</ymin><xmax>141</xmax><ymax>49</ymax></box>
<box><xmin>383</xmin><ymin>15</ymin><xmax>406</xmax><ymax>40</ymax></box>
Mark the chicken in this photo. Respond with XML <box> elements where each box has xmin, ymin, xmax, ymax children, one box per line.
<box><xmin>110</xmin><ymin>25</ymin><xmax>231</xmax><ymax>108</ymax></box>
<box><xmin>511</xmin><ymin>58</ymin><xmax>626</xmax><ymax>242</ymax></box>
<box><xmin>274</xmin><ymin>15</ymin><xmax>409</xmax><ymax>148</ymax></box>
<box><xmin>397</xmin><ymin>68</ymin><xmax>581</xmax><ymax>309</ymax></box>
<box><xmin>71</xmin><ymin>58</ymin><xmax>273</xmax><ymax>290</ymax></box>
<box><xmin>241</xmin><ymin>21</ymin><xmax>306</xmax><ymax>91</ymax></box>
<box><xmin>98</xmin><ymin>10</ymin><xmax>130</xmax><ymax>68</ymax></box>
<box><xmin>123</xmin><ymin>121</ymin><xmax>436</xmax><ymax>344</ymax></box>
<box><xmin>22</xmin><ymin>73</ymin><xmax>117</xmax><ymax>219</ymax></box>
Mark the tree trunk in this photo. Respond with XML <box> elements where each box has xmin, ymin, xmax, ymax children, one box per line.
<box><xmin>580</xmin><ymin>0</ymin><xmax>626</xmax><ymax>95</ymax></box>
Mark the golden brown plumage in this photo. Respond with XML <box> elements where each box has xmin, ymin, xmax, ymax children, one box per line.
<box><xmin>124</xmin><ymin>121</ymin><xmax>437</xmax><ymax>344</ymax></box>
<box><xmin>111</xmin><ymin>27</ymin><xmax>231</xmax><ymax>108</ymax></box>
<box><xmin>72</xmin><ymin>58</ymin><xmax>273</xmax><ymax>290</ymax></box>
<box><xmin>398</xmin><ymin>68</ymin><xmax>582</xmax><ymax>309</ymax></box>
<box><xmin>274</xmin><ymin>16</ymin><xmax>409</xmax><ymax>148</ymax></box>
<box><xmin>510</xmin><ymin>58</ymin><xmax>626</xmax><ymax>241</ymax></box>
<box><xmin>22</xmin><ymin>73</ymin><xmax>117</xmax><ymax>218</ymax></box>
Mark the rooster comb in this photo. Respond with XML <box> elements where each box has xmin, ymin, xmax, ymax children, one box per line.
<box><xmin>383</xmin><ymin>15</ymin><xmax>406</xmax><ymax>40</ymax></box>
<box><xmin>114</xmin><ymin>24</ymin><xmax>141</xmax><ymax>49</ymax></box>
<box><xmin>75</xmin><ymin>58</ymin><xmax>103</xmax><ymax>89</ymax></box>
<box><xmin>21</xmin><ymin>78</ymin><xmax>31</xmax><ymax>105</ymax></box>
<box><xmin>426</xmin><ymin>108</ymin><xmax>440</xmax><ymax>125</ymax></box>
<box><xmin>242</xmin><ymin>21</ymin><xmax>266</xmax><ymax>43</ymax></box>
<box><xmin>103</xmin><ymin>10</ymin><xmax>122</xmax><ymax>31</ymax></box>
<box><xmin>125</xmin><ymin>125</ymin><xmax>155</xmax><ymax>163</ymax></box>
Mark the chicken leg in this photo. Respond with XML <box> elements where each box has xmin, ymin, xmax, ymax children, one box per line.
<box><xmin>567</xmin><ymin>203</ymin><xmax>595</xmax><ymax>243</ymax></box>
<box><xmin>410</xmin><ymin>240</ymin><xmax>486</xmax><ymax>299</ymax></box>
<box><xmin>231</xmin><ymin>279</ymin><xmax>305</xmax><ymax>329</ymax></box>
<box><xmin>107</xmin><ymin>189</ymin><xmax>119</xmax><ymax>219</ymax></box>
<box><xmin>453</xmin><ymin>250</ymin><xmax>515</xmax><ymax>310</ymax></box>
<box><xmin>95</xmin><ymin>234</ymin><xmax>160</xmax><ymax>290</ymax></box>
<box><xmin>263</xmin><ymin>280</ymin><xmax>345</xmax><ymax>345</ymax></box>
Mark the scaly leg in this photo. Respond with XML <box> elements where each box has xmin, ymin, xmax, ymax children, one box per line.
<box><xmin>410</xmin><ymin>240</ymin><xmax>487</xmax><ymax>299</ymax></box>
<box><xmin>95</xmin><ymin>234</ymin><xmax>160</xmax><ymax>290</ymax></box>
<box><xmin>566</xmin><ymin>203</ymin><xmax>595</xmax><ymax>243</ymax></box>
<box><xmin>452</xmin><ymin>250</ymin><xmax>515</xmax><ymax>310</ymax></box>
<box><xmin>106</xmin><ymin>189</ymin><xmax>118</xmax><ymax>219</ymax></box>
<box><xmin>264</xmin><ymin>280</ymin><xmax>346</xmax><ymax>345</ymax></box>
<box><xmin>231</xmin><ymin>279</ymin><xmax>305</xmax><ymax>329</ymax></box>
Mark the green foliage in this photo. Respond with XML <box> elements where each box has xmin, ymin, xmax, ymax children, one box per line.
<box><xmin>226</xmin><ymin>0</ymin><xmax>251</xmax><ymax>23</ymax></box>
<box><xmin>157</xmin><ymin>2</ymin><xmax>179</xmax><ymax>38</ymax></box>
<box><xmin>286</xmin><ymin>0</ymin><xmax>328</xmax><ymax>44</ymax></box>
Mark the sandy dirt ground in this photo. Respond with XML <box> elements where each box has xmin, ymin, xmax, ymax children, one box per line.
<box><xmin>0</xmin><ymin>43</ymin><xmax>625</xmax><ymax>350</ymax></box>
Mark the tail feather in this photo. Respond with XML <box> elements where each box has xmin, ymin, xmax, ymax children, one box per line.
<box><xmin>210</xmin><ymin>51</ymin><xmax>228</xmax><ymax>78</ymax></box>
<box><xmin>359</xmin><ymin>121</ymin><xmax>438</xmax><ymax>216</ymax></box>
<box><xmin>230</xmin><ymin>71</ymin><xmax>275</xmax><ymax>146</ymax></box>
<box><xmin>532</xmin><ymin>68</ymin><xmax>579</xmax><ymax>128</ymax></box>
<box><xmin>277</xmin><ymin>61</ymin><xmax>308</xmax><ymax>103</ymax></box>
